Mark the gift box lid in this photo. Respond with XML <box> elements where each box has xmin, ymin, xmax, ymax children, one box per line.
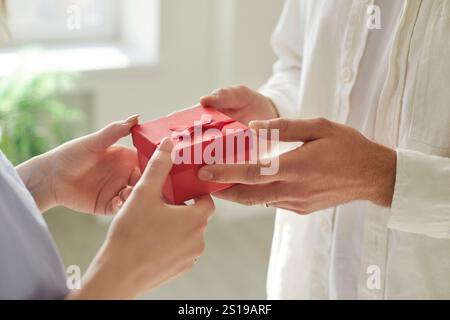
<box><xmin>132</xmin><ymin>106</ymin><xmax>249</xmax><ymax>171</ymax></box>
<box><xmin>133</xmin><ymin>106</ymin><xmax>247</xmax><ymax>143</ymax></box>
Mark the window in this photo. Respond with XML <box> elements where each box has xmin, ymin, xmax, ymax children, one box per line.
<box><xmin>8</xmin><ymin>0</ymin><xmax>120</xmax><ymax>45</ymax></box>
<box><xmin>0</xmin><ymin>0</ymin><xmax>160</xmax><ymax>74</ymax></box>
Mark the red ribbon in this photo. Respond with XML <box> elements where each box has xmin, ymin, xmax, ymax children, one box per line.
<box><xmin>156</xmin><ymin>114</ymin><xmax>236</xmax><ymax>145</ymax></box>
<box><xmin>169</xmin><ymin>114</ymin><xmax>235</xmax><ymax>140</ymax></box>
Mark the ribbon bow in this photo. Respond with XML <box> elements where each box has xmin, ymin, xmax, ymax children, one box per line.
<box><xmin>169</xmin><ymin>114</ymin><xmax>235</xmax><ymax>141</ymax></box>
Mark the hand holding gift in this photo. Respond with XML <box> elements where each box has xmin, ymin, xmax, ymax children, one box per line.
<box><xmin>19</xmin><ymin>115</ymin><xmax>142</xmax><ymax>214</ymax></box>
<box><xmin>197</xmin><ymin>86</ymin><xmax>397</xmax><ymax>214</ymax></box>
<box><xmin>132</xmin><ymin>106</ymin><xmax>255</xmax><ymax>204</ymax></box>
<box><xmin>69</xmin><ymin>138</ymin><xmax>215</xmax><ymax>299</ymax></box>
<box><xmin>200</xmin><ymin>85</ymin><xmax>279</xmax><ymax>126</ymax></box>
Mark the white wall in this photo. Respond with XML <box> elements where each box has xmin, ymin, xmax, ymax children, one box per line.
<box><xmin>83</xmin><ymin>0</ymin><xmax>213</xmax><ymax>128</ymax></box>
<box><xmin>83</xmin><ymin>0</ymin><xmax>284</xmax><ymax>128</ymax></box>
<box><xmin>210</xmin><ymin>0</ymin><xmax>284</xmax><ymax>88</ymax></box>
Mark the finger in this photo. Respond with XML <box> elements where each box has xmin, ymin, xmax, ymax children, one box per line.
<box><xmin>109</xmin><ymin>196</ymin><xmax>124</xmax><ymax>214</ymax></box>
<box><xmin>200</xmin><ymin>86</ymin><xmax>250</xmax><ymax>110</ymax></box>
<box><xmin>199</xmin><ymin>88</ymin><xmax>231</xmax><ymax>109</ymax></box>
<box><xmin>84</xmin><ymin>115</ymin><xmax>140</xmax><ymax>152</ymax></box>
<box><xmin>249</xmin><ymin>118</ymin><xmax>332</xmax><ymax>142</ymax></box>
<box><xmin>190</xmin><ymin>195</ymin><xmax>215</xmax><ymax>219</ymax></box>
<box><xmin>119</xmin><ymin>186</ymin><xmax>133</xmax><ymax>202</ymax></box>
<box><xmin>128</xmin><ymin>167</ymin><xmax>142</xmax><ymax>186</ymax></box>
<box><xmin>199</xmin><ymin>163</ymin><xmax>261</xmax><ymax>184</ymax></box>
<box><xmin>198</xmin><ymin>154</ymin><xmax>288</xmax><ymax>184</ymax></box>
<box><xmin>213</xmin><ymin>183</ymin><xmax>288</xmax><ymax>206</ymax></box>
<box><xmin>137</xmin><ymin>138</ymin><xmax>174</xmax><ymax>193</ymax></box>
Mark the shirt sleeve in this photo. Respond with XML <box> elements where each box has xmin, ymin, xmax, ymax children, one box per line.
<box><xmin>259</xmin><ymin>0</ymin><xmax>305</xmax><ymax>119</ymax></box>
<box><xmin>388</xmin><ymin>149</ymin><xmax>450</xmax><ymax>239</ymax></box>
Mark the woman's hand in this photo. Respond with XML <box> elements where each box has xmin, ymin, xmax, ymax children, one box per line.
<box><xmin>18</xmin><ymin>115</ymin><xmax>141</xmax><ymax>214</ymax></box>
<box><xmin>200</xmin><ymin>85</ymin><xmax>279</xmax><ymax>126</ymax></box>
<box><xmin>49</xmin><ymin>115</ymin><xmax>142</xmax><ymax>214</ymax></box>
<box><xmin>68</xmin><ymin>138</ymin><xmax>215</xmax><ymax>299</ymax></box>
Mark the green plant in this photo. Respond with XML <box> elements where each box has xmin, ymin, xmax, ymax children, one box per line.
<box><xmin>0</xmin><ymin>71</ymin><xmax>82</xmax><ymax>165</ymax></box>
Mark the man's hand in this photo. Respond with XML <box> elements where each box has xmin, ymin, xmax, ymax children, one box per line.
<box><xmin>198</xmin><ymin>118</ymin><xmax>397</xmax><ymax>214</ymax></box>
<box><xmin>18</xmin><ymin>115</ymin><xmax>141</xmax><ymax>214</ymax></box>
<box><xmin>200</xmin><ymin>85</ymin><xmax>279</xmax><ymax>126</ymax></box>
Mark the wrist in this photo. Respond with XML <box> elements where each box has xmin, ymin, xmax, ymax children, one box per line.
<box><xmin>16</xmin><ymin>151</ymin><xmax>57</xmax><ymax>212</ymax></box>
<box><xmin>68</xmin><ymin>239</ymin><xmax>138</xmax><ymax>300</ymax></box>
<box><xmin>366</xmin><ymin>143</ymin><xmax>397</xmax><ymax>207</ymax></box>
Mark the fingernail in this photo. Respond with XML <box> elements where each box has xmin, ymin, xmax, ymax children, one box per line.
<box><xmin>198</xmin><ymin>168</ymin><xmax>213</xmax><ymax>181</ymax></box>
<box><xmin>158</xmin><ymin>137</ymin><xmax>173</xmax><ymax>152</ymax></box>
<box><xmin>113</xmin><ymin>197</ymin><xmax>123</xmax><ymax>209</ymax></box>
<box><xmin>249</xmin><ymin>120</ymin><xmax>268</xmax><ymax>130</ymax></box>
<box><xmin>123</xmin><ymin>114</ymin><xmax>140</xmax><ymax>125</ymax></box>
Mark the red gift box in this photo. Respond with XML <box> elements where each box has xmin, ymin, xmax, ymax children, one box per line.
<box><xmin>131</xmin><ymin>106</ymin><xmax>253</xmax><ymax>204</ymax></box>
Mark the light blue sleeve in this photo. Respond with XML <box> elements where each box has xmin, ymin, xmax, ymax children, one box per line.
<box><xmin>0</xmin><ymin>151</ymin><xmax>68</xmax><ymax>299</ymax></box>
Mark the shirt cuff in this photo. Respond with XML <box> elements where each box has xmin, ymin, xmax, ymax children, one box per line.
<box><xmin>388</xmin><ymin>149</ymin><xmax>450</xmax><ymax>239</ymax></box>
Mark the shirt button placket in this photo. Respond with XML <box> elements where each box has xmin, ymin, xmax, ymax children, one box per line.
<box><xmin>341</xmin><ymin>67</ymin><xmax>354</xmax><ymax>83</ymax></box>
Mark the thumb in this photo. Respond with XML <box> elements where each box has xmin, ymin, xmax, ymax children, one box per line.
<box><xmin>249</xmin><ymin>118</ymin><xmax>331</xmax><ymax>142</ymax></box>
<box><xmin>200</xmin><ymin>86</ymin><xmax>250</xmax><ymax>110</ymax></box>
<box><xmin>200</xmin><ymin>88</ymin><xmax>231</xmax><ymax>110</ymax></box>
<box><xmin>84</xmin><ymin>115</ymin><xmax>140</xmax><ymax>152</ymax></box>
<box><xmin>137</xmin><ymin>138</ymin><xmax>174</xmax><ymax>195</ymax></box>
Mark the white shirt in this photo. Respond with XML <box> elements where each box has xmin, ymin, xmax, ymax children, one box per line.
<box><xmin>0</xmin><ymin>151</ymin><xmax>67</xmax><ymax>299</ymax></box>
<box><xmin>331</xmin><ymin>0</ymin><xmax>405</xmax><ymax>300</ymax></box>
<box><xmin>260</xmin><ymin>0</ymin><xmax>450</xmax><ymax>299</ymax></box>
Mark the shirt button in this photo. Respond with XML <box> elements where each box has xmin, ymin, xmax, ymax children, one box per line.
<box><xmin>341</xmin><ymin>67</ymin><xmax>354</xmax><ymax>83</ymax></box>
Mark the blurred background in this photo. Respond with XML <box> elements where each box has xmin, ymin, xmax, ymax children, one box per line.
<box><xmin>0</xmin><ymin>0</ymin><xmax>285</xmax><ymax>299</ymax></box>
